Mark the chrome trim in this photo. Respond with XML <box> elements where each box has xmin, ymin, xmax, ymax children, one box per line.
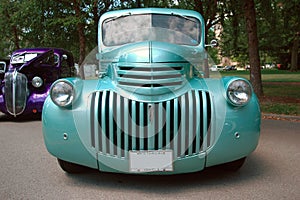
<box><xmin>4</xmin><ymin>70</ymin><xmax>28</xmax><ymax>116</ymax></box>
<box><xmin>115</xmin><ymin>63</ymin><xmax>190</xmax><ymax>95</ymax></box>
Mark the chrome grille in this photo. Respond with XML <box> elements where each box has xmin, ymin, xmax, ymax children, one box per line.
<box><xmin>90</xmin><ymin>90</ymin><xmax>211</xmax><ymax>158</ymax></box>
<box><xmin>4</xmin><ymin>71</ymin><xmax>28</xmax><ymax>116</ymax></box>
<box><xmin>116</xmin><ymin>63</ymin><xmax>187</xmax><ymax>89</ymax></box>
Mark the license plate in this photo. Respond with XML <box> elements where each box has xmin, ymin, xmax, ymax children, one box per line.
<box><xmin>129</xmin><ymin>150</ymin><xmax>173</xmax><ymax>172</ymax></box>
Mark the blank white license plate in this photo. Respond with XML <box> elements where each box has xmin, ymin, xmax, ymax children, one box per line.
<box><xmin>129</xmin><ymin>150</ymin><xmax>173</xmax><ymax>172</ymax></box>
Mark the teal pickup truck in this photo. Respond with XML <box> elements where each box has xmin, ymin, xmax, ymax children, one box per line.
<box><xmin>42</xmin><ymin>8</ymin><xmax>260</xmax><ymax>174</ymax></box>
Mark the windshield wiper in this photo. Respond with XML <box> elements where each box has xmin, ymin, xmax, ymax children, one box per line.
<box><xmin>105</xmin><ymin>12</ymin><xmax>132</xmax><ymax>23</ymax></box>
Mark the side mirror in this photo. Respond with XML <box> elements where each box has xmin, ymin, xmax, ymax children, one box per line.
<box><xmin>205</xmin><ymin>39</ymin><xmax>218</xmax><ymax>48</ymax></box>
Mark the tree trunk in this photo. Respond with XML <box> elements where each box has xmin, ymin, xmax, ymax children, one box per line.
<box><xmin>13</xmin><ymin>26</ymin><xmax>20</xmax><ymax>49</ymax></box>
<box><xmin>244</xmin><ymin>0</ymin><xmax>263</xmax><ymax>97</ymax></box>
<box><xmin>77</xmin><ymin>23</ymin><xmax>86</xmax><ymax>65</ymax></box>
<box><xmin>73</xmin><ymin>3</ymin><xmax>86</xmax><ymax>66</ymax></box>
<box><xmin>290</xmin><ymin>32</ymin><xmax>299</xmax><ymax>72</ymax></box>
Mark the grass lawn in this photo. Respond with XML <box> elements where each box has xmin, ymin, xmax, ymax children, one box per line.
<box><xmin>220</xmin><ymin>69</ymin><xmax>300</xmax><ymax>82</ymax></box>
<box><xmin>260</xmin><ymin>83</ymin><xmax>300</xmax><ymax>116</ymax></box>
<box><xmin>220</xmin><ymin>69</ymin><xmax>300</xmax><ymax>116</ymax></box>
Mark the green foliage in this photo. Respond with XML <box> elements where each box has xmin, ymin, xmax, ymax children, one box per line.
<box><xmin>220</xmin><ymin>0</ymin><xmax>300</xmax><ymax>69</ymax></box>
<box><xmin>0</xmin><ymin>0</ymin><xmax>116</xmax><ymax>62</ymax></box>
<box><xmin>0</xmin><ymin>0</ymin><xmax>298</xmax><ymax>68</ymax></box>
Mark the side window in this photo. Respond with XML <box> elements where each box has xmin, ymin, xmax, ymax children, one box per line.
<box><xmin>41</xmin><ymin>54</ymin><xmax>55</xmax><ymax>65</ymax></box>
<box><xmin>0</xmin><ymin>62</ymin><xmax>6</xmax><ymax>73</ymax></box>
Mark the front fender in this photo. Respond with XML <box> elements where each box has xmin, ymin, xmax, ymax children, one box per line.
<box><xmin>42</xmin><ymin>96</ymin><xmax>98</xmax><ymax>169</ymax></box>
<box><xmin>206</xmin><ymin>95</ymin><xmax>261</xmax><ymax>167</ymax></box>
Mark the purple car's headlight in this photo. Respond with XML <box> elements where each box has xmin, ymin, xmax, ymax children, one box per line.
<box><xmin>32</xmin><ymin>76</ymin><xmax>43</xmax><ymax>88</ymax></box>
<box><xmin>226</xmin><ymin>79</ymin><xmax>252</xmax><ymax>106</ymax></box>
<box><xmin>50</xmin><ymin>80</ymin><xmax>74</xmax><ymax>107</ymax></box>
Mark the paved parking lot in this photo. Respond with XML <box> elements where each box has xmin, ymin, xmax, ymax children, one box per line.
<box><xmin>0</xmin><ymin>114</ymin><xmax>299</xmax><ymax>200</ymax></box>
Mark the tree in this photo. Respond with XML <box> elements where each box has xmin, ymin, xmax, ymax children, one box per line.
<box><xmin>281</xmin><ymin>1</ymin><xmax>300</xmax><ymax>71</ymax></box>
<box><xmin>218</xmin><ymin>1</ymin><xmax>249</xmax><ymax>67</ymax></box>
<box><xmin>0</xmin><ymin>0</ymin><xmax>23</xmax><ymax>57</ymax></box>
<box><xmin>291</xmin><ymin>32</ymin><xmax>299</xmax><ymax>71</ymax></box>
<box><xmin>244</xmin><ymin>0</ymin><xmax>263</xmax><ymax>97</ymax></box>
<box><xmin>0</xmin><ymin>0</ymin><xmax>297</xmax><ymax>76</ymax></box>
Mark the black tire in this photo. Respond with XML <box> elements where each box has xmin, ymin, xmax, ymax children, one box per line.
<box><xmin>221</xmin><ymin>157</ymin><xmax>247</xmax><ymax>171</ymax></box>
<box><xmin>57</xmin><ymin>159</ymin><xmax>88</xmax><ymax>174</ymax></box>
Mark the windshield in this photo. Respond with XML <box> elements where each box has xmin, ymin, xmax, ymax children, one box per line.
<box><xmin>11</xmin><ymin>53</ymin><xmax>38</xmax><ymax>64</ymax></box>
<box><xmin>11</xmin><ymin>52</ymin><xmax>59</xmax><ymax>64</ymax></box>
<box><xmin>102</xmin><ymin>13</ymin><xmax>201</xmax><ymax>46</ymax></box>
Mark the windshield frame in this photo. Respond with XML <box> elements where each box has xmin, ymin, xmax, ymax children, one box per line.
<box><xmin>101</xmin><ymin>13</ymin><xmax>201</xmax><ymax>47</ymax></box>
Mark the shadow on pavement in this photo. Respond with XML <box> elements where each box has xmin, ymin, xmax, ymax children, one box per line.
<box><xmin>63</xmin><ymin>154</ymin><xmax>266</xmax><ymax>193</ymax></box>
<box><xmin>0</xmin><ymin>112</ymin><xmax>41</xmax><ymax>122</ymax></box>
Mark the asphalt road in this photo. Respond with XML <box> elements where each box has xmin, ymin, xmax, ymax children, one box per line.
<box><xmin>0</xmin><ymin>114</ymin><xmax>299</xmax><ymax>200</ymax></box>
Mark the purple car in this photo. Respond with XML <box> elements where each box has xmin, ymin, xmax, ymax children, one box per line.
<box><xmin>0</xmin><ymin>48</ymin><xmax>76</xmax><ymax>117</ymax></box>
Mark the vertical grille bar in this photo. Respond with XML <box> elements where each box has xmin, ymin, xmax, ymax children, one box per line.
<box><xmin>108</xmin><ymin>91</ymin><xmax>115</xmax><ymax>155</ymax></box>
<box><xmin>173</xmin><ymin>98</ymin><xmax>178</xmax><ymax>157</ymax></box>
<box><xmin>139</xmin><ymin>102</ymin><xmax>144</xmax><ymax>150</ymax></box>
<box><xmin>201</xmin><ymin>91</ymin><xmax>208</xmax><ymax>150</ymax></box>
<box><xmin>131</xmin><ymin>100</ymin><xmax>137</xmax><ymax>150</ymax></box>
<box><xmin>206</xmin><ymin>92</ymin><xmax>212</xmax><ymax>148</ymax></box>
<box><xmin>116</xmin><ymin>94</ymin><xmax>122</xmax><ymax>157</ymax></box>
<box><xmin>158</xmin><ymin>102</ymin><xmax>163</xmax><ymax>149</ymax></box>
<box><xmin>194</xmin><ymin>91</ymin><xmax>201</xmax><ymax>152</ymax></box>
<box><xmin>90</xmin><ymin>93</ymin><xmax>96</xmax><ymax>148</ymax></box>
<box><xmin>188</xmin><ymin>91</ymin><xmax>194</xmax><ymax>155</ymax></box>
<box><xmin>165</xmin><ymin>101</ymin><xmax>171</xmax><ymax>149</ymax></box>
<box><xmin>148</xmin><ymin>104</ymin><xmax>155</xmax><ymax>150</ymax></box>
<box><xmin>91</xmin><ymin>92</ymin><xmax>101</xmax><ymax>150</ymax></box>
<box><xmin>124</xmin><ymin>98</ymin><xmax>129</xmax><ymax>158</ymax></box>
<box><xmin>100</xmin><ymin>91</ymin><xmax>107</xmax><ymax>154</ymax></box>
<box><xmin>180</xmin><ymin>94</ymin><xmax>186</xmax><ymax>157</ymax></box>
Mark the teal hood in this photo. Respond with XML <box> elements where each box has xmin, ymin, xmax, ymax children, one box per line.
<box><xmin>100</xmin><ymin>41</ymin><xmax>205</xmax><ymax>64</ymax></box>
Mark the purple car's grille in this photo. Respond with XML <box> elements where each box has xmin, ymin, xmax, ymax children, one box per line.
<box><xmin>4</xmin><ymin>71</ymin><xmax>28</xmax><ymax>116</ymax></box>
<box><xmin>90</xmin><ymin>90</ymin><xmax>212</xmax><ymax>158</ymax></box>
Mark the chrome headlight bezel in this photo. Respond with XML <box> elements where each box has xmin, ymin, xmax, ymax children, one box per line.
<box><xmin>50</xmin><ymin>80</ymin><xmax>75</xmax><ymax>107</ymax></box>
<box><xmin>32</xmin><ymin>76</ymin><xmax>43</xmax><ymax>88</ymax></box>
<box><xmin>226</xmin><ymin>79</ymin><xmax>252</xmax><ymax>106</ymax></box>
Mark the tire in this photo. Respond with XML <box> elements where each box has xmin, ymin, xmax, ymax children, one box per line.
<box><xmin>57</xmin><ymin>158</ymin><xmax>89</xmax><ymax>174</ymax></box>
<box><xmin>221</xmin><ymin>157</ymin><xmax>247</xmax><ymax>171</ymax></box>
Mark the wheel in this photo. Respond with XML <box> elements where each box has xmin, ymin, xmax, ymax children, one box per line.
<box><xmin>221</xmin><ymin>157</ymin><xmax>247</xmax><ymax>171</ymax></box>
<box><xmin>57</xmin><ymin>158</ymin><xmax>88</xmax><ymax>174</ymax></box>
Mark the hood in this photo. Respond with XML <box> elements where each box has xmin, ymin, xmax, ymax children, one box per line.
<box><xmin>100</xmin><ymin>41</ymin><xmax>205</xmax><ymax>64</ymax></box>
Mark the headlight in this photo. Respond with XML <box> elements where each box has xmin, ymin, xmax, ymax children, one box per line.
<box><xmin>227</xmin><ymin>79</ymin><xmax>252</xmax><ymax>106</ymax></box>
<box><xmin>32</xmin><ymin>76</ymin><xmax>43</xmax><ymax>88</ymax></box>
<box><xmin>50</xmin><ymin>81</ymin><xmax>74</xmax><ymax>107</ymax></box>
